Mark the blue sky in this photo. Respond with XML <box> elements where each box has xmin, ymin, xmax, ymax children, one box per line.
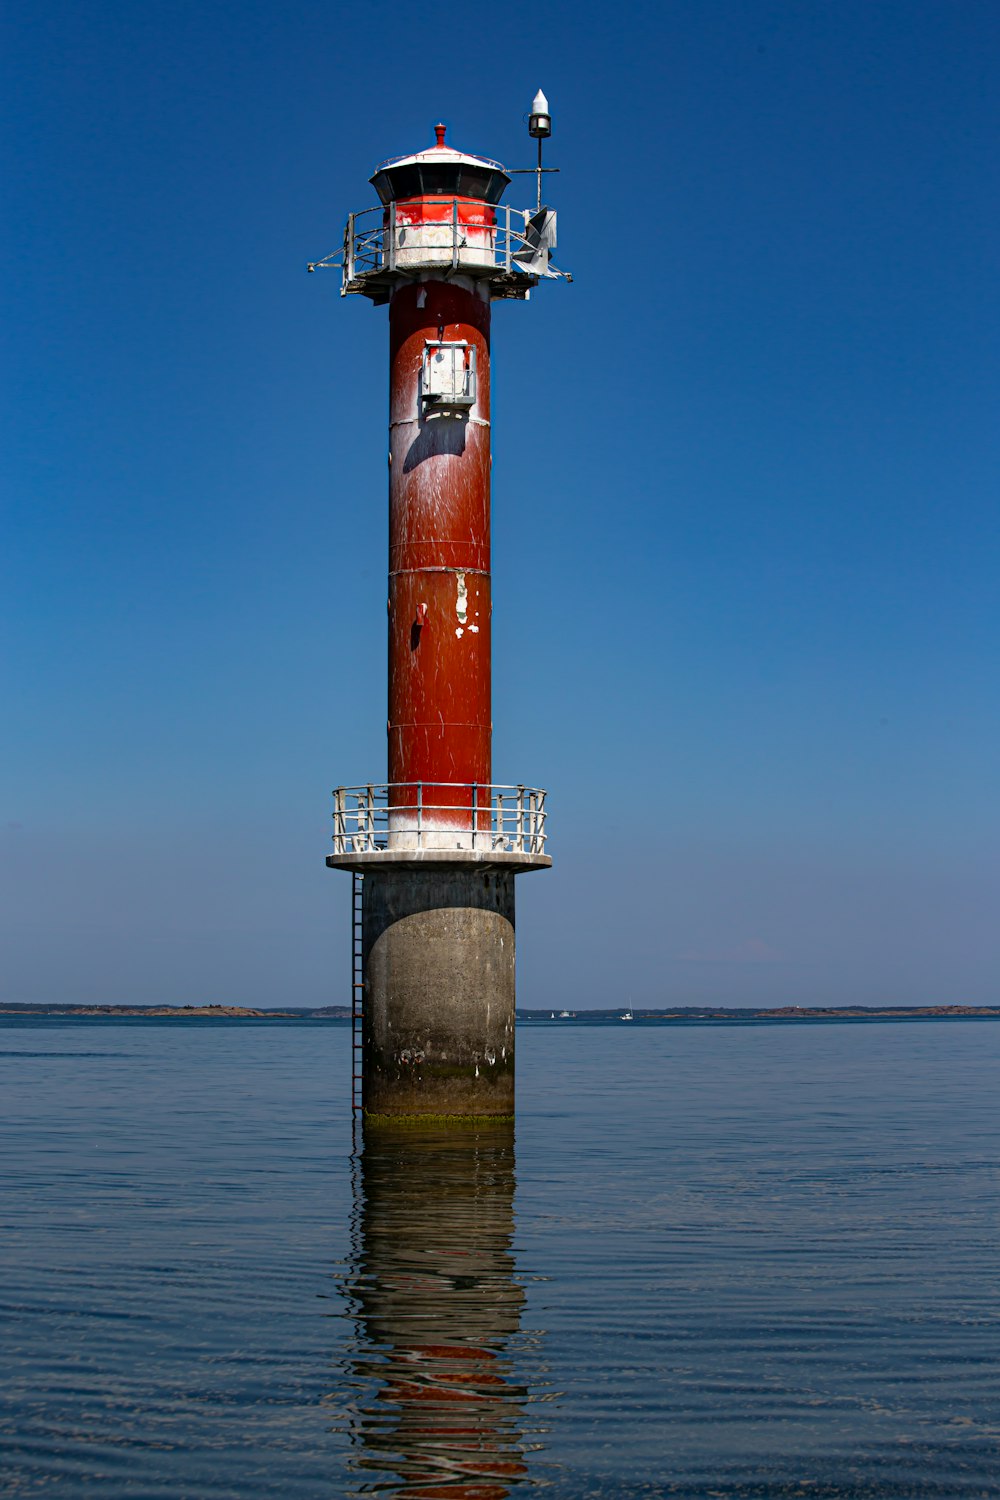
<box><xmin>3</xmin><ymin>0</ymin><xmax>998</xmax><ymax>1008</ymax></box>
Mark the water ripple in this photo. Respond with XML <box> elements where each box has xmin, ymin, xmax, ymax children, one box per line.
<box><xmin>3</xmin><ymin>1019</ymin><xmax>1000</xmax><ymax>1495</ymax></box>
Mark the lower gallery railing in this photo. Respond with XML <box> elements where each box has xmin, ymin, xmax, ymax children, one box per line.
<box><xmin>332</xmin><ymin>783</ymin><xmax>547</xmax><ymax>856</ymax></box>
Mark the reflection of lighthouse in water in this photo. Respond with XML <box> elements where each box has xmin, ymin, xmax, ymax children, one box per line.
<box><xmin>336</xmin><ymin>1123</ymin><xmax>543</xmax><ymax>1497</ymax></box>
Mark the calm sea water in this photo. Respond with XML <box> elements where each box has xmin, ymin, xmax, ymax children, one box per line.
<box><xmin>2</xmin><ymin>1018</ymin><xmax>1000</xmax><ymax>1498</ymax></box>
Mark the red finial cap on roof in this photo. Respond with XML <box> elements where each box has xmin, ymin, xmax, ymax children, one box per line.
<box><xmin>433</xmin><ymin>123</ymin><xmax>447</xmax><ymax>148</ymax></box>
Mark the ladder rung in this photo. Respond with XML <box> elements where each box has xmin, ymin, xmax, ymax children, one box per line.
<box><xmin>351</xmin><ymin>874</ymin><xmax>364</xmax><ymax>1112</ymax></box>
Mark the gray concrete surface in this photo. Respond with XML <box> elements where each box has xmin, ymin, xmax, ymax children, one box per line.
<box><xmin>362</xmin><ymin>867</ymin><xmax>516</xmax><ymax>1117</ymax></box>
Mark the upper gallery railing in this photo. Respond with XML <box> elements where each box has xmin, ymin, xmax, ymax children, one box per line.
<box><xmin>331</xmin><ymin>783</ymin><xmax>548</xmax><ymax>856</ymax></box>
<box><xmin>307</xmin><ymin>200</ymin><xmax>571</xmax><ymax>294</ymax></box>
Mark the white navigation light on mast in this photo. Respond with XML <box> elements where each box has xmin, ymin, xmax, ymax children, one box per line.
<box><xmin>526</xmin><ymin>88</ymin><xmax>554</xmax><ymax>211</ymax></box>
<box><xmin>528</xmin><ymin>89</ymin><xmax>552</xmax><ymax>137</ymax></box>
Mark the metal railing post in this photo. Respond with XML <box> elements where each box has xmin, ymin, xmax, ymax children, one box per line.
<box><xmin>417</xmin><ymin>782</ymin><xmax>423</xmax><ymax>847</ymax></box>
<box><xmin>344</xmin><ymin>217</ymin><xmax>354</xmax><ymax>289</ymax></box>
<box><xmin>472</xmin><ymin>781</ymin><xmax>478</xmax><ymax>850</ymax></box>
<box><xmin>388</xmin><ymin>203</ymin><xmax>396</xmax><ymax>272</ymax></box>
<box><xmin>451</xmin><ymin>198</ymin><xmax>459</xmax><ymax>269</ymax></box>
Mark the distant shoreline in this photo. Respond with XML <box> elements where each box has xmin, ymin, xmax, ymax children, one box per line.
<box><xmin>1</xmin><ymin>1003</ymin><xmax>998</xmax><ymax>1023</ymax></box>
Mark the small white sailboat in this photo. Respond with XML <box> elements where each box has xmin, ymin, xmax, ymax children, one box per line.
<box><xmin>621</xmin><ymin>999</ymin><xmax>634</xmax><ymax>1021</ymax></box>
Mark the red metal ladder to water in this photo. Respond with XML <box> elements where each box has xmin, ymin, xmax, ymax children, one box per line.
<box><xmin>351</xmin><ymin>872</ymin><xmax>364</xmax><ymax>1113</ymax></box>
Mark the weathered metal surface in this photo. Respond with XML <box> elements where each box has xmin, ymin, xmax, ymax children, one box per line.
<box><xmin>392</xmin><ymin>195</ymin><xmax>499</xmax><ymax>270</ymax></box>
<box><xmin>420</xmin><ymin>340</ymin><xmax>476</xmax><ymax>413</ymax></box>
<box><xmin>388</xmin><ymin>278</ymin><xmax>492</xmax><ymax>831</ymax></box>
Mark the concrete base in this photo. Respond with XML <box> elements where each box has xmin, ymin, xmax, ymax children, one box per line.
<box><xmin>362</xmin><ymin>866</ymin><xmax>515</xmax><ymax>1117</ymax></box>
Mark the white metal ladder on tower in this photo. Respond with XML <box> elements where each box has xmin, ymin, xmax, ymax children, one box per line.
<box><xmin>351</xmin><ymin>873</ymin><xmax>364</xmax><ymax>1114</ymax></box>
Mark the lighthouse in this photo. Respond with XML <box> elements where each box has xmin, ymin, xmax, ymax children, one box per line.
<box><xmin>313</xmin><ymin>97</ymin><xmax>569</xmax><ymax>1118</ymax></box>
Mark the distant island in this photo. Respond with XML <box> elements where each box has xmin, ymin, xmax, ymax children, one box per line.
<box><xmin>1</xmin><ymin>1003</ymin><xmax>998</xmax><ymax>1022</ymax></box>
<box><xmin>0</xmin><ymin>1003</ymin><xmax>299</xmax><ymax>1018</ymax></box>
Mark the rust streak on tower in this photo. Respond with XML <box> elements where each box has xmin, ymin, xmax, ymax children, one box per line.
<box><xmin>315</xmin><ymin>96</ymin><xmax>569</xmax><ymax>1118</ymax></box>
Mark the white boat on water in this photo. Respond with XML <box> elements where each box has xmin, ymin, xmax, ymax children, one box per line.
<box><xmin>621</xmin><ymin>1008</ymin><xmax>634</xmax><ymax>1021</ymax></box>
<box><xmin>559</xmin><ymin>1009</ymin><xmax>571</xmax><ymax>1018</ymax></box>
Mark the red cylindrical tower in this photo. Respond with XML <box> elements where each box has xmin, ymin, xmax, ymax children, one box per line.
<box><xmin>322</xmin><ymin>110</ymin><xmax>568</xmax><ymax>1118</ymax></box>
<box><xmin>374</xmin><ymin>125</ymin><xmax>507</xmax><ymax>841</ymax></box>
<box><xmin>388</xmin><ymin>277</ymin><xmax>492</xmax><ymax>833</ymax></box>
